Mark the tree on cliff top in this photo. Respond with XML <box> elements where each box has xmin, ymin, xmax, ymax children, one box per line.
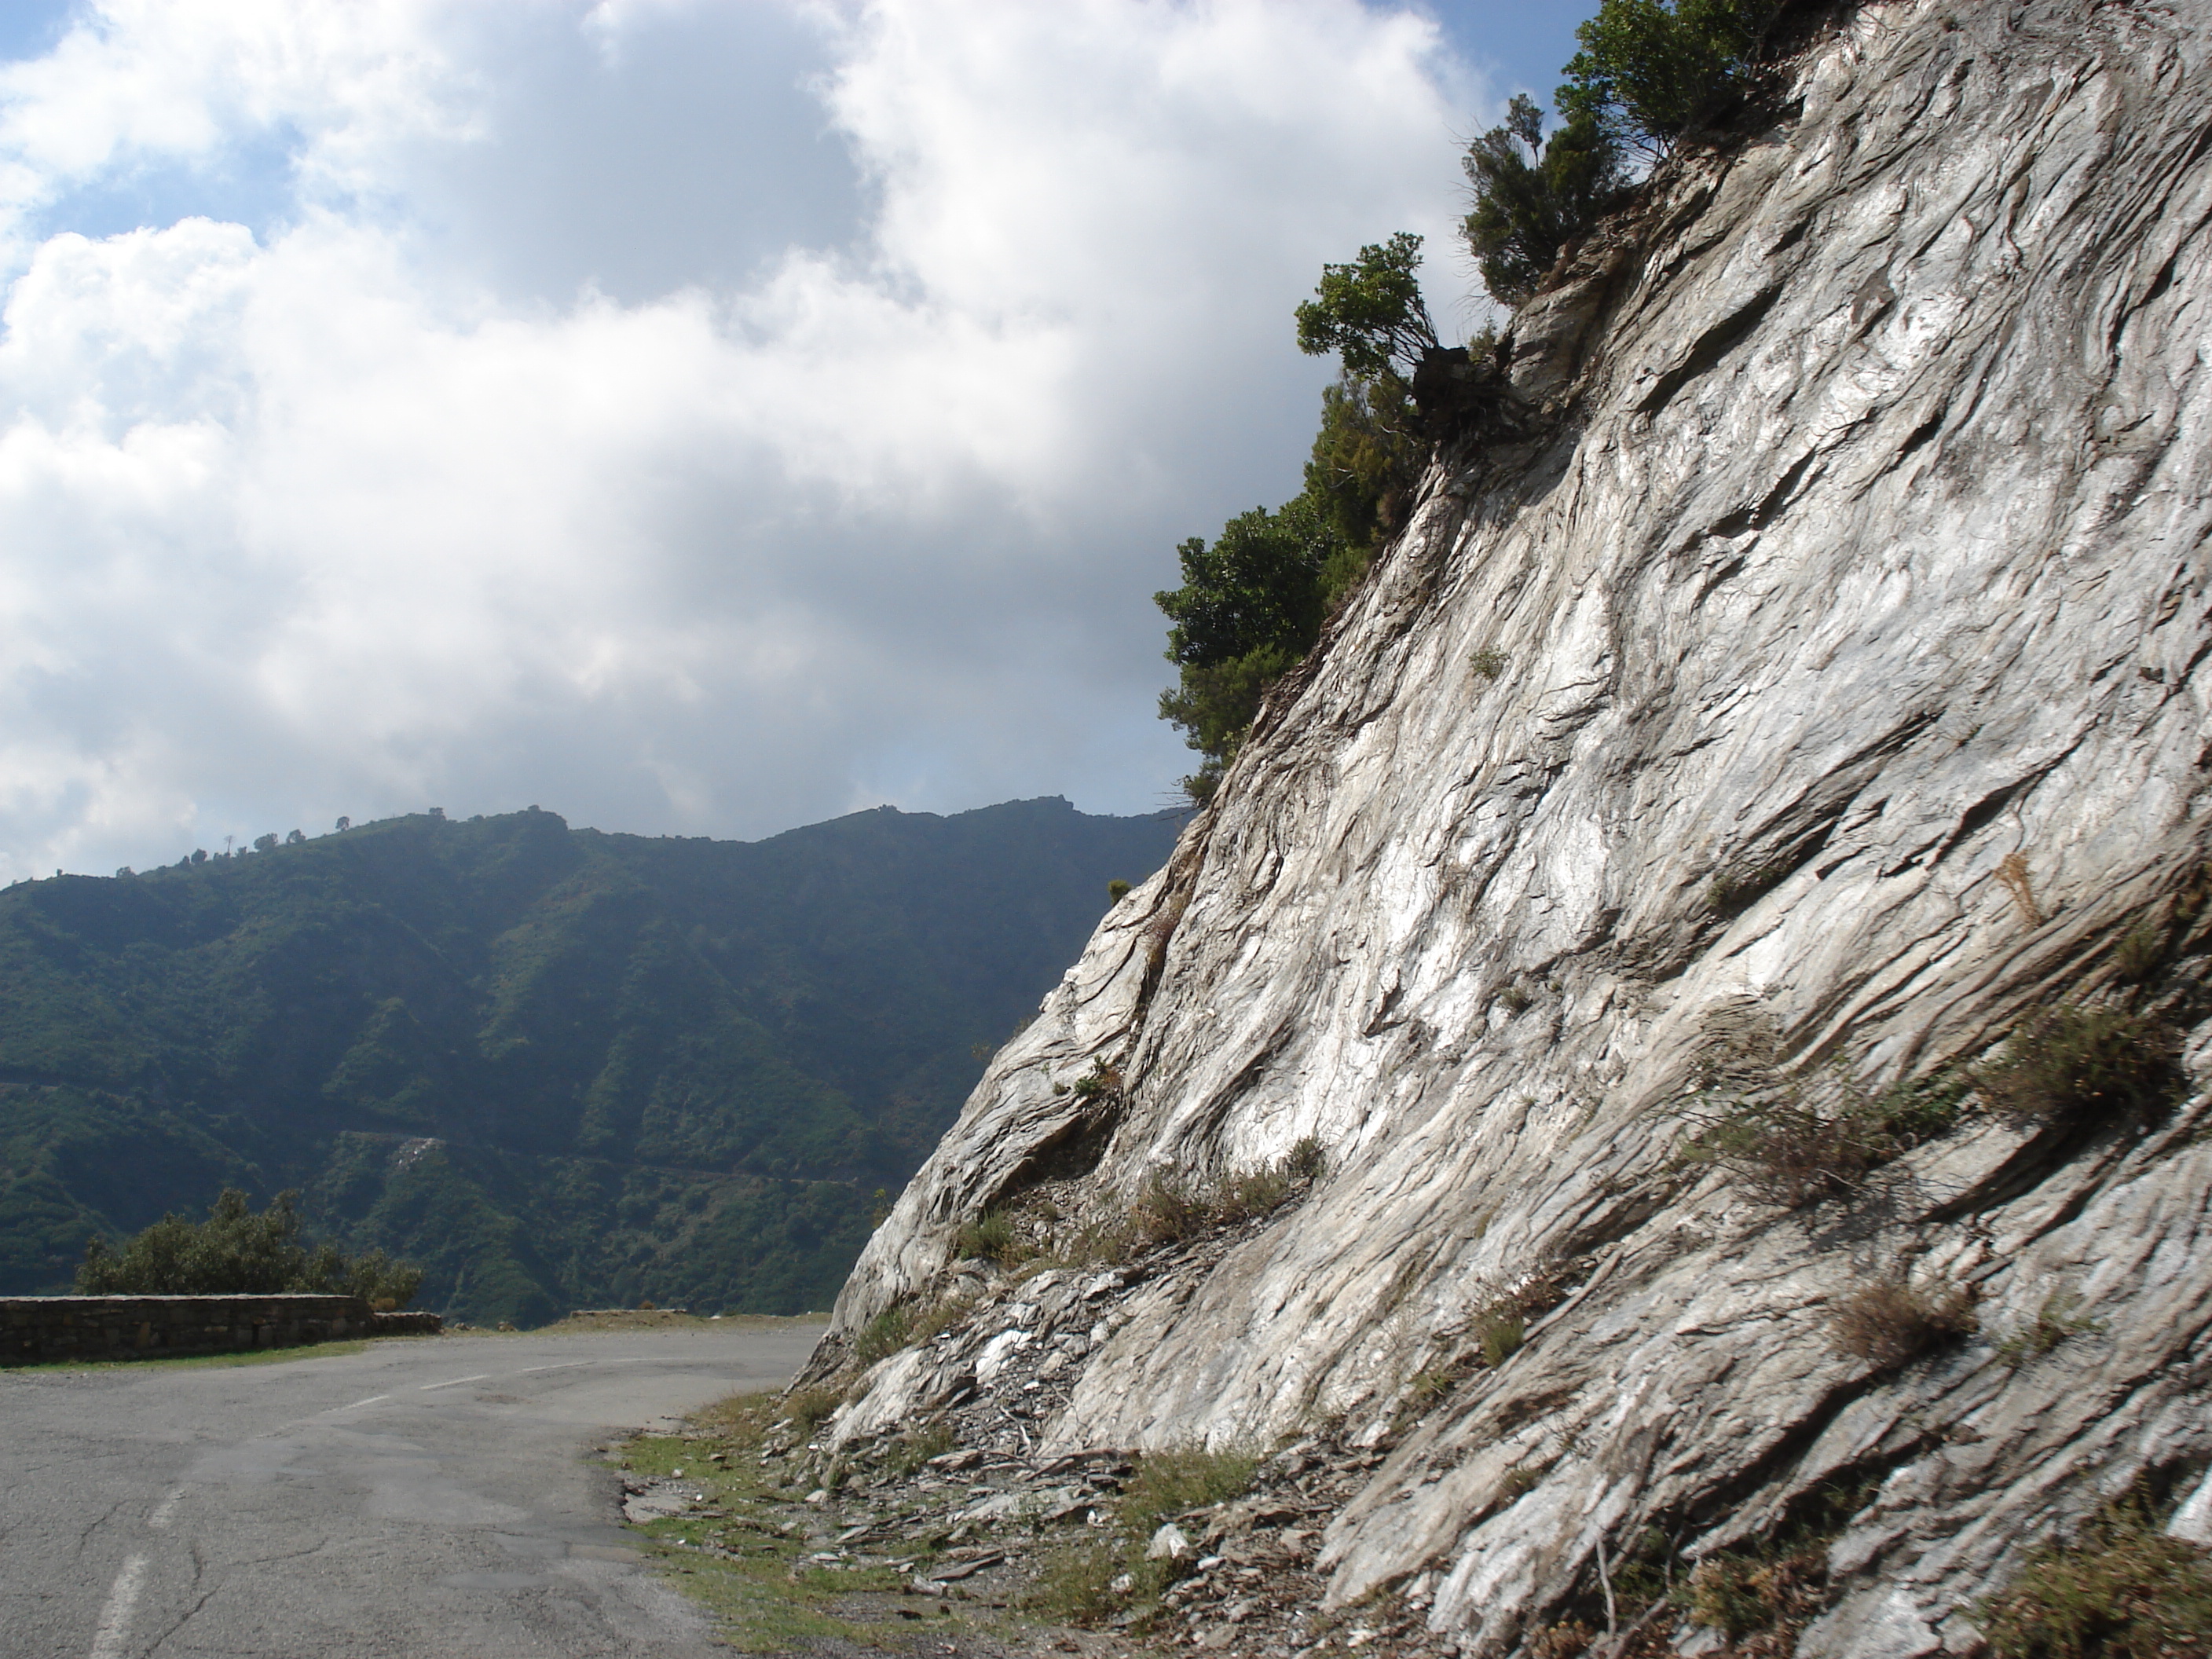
<box><xmin>1294</xmin><ymin>233</ymin><xmax>1439</xmax><ymax>383</ymax></box>
<box><xmin>1157</xmin><ymin>244</ymin><xmax>1437</xmax><ymax>804</ymax></box>
<box><xmin>1560</xmin><ymin>0</ymin><xmax>1783</xmax><ymax>157</ymax></box>
<box><xmin>1463</xmin><ymin>94</ymin><xmax>1629</xmax><ymax>306</ymax></box>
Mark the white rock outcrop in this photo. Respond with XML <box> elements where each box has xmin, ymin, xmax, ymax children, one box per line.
<box><xmin>812</xmin><ymin>2</ymin><xmax>2212</xmax><ymax>1652</ymax></box>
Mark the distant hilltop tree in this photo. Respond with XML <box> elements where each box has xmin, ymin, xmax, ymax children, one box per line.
<box><xmin>78</xmin><ymin>1188</ymin><xmax>424</xmax><ymax>1310</ymax></box>
<box><xmin>253</xmin><ymin>833</ymin><xmax>279</xmax><ymax>853</ymax></box>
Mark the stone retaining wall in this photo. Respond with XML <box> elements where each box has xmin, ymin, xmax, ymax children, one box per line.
<box><xmin>0</xmin><ymin>1295</ymin><xmax>441</xmax><ymax>1364</ymax></box>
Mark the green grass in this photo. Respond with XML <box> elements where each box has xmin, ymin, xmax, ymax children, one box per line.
<box><xmin>5</xmin><ymin>1339</ymin><xmax>369</xmax><ymax>1374</ymax></box>
<box><xmin>1027</xmin><ymin>1445</ymin><xmax>1259</xmax><ymax>1628</ymax></box>
<box><xmin>617</xmin><ymin>1391</ymin><xmax>1003</xmax><ymax>1654</ymax></box>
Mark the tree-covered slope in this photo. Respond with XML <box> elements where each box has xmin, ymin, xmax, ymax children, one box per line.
<box><xmin>0</xmin><ymin>797</ymin><xmax>1177</xmax><ymax>1324</ymax></box>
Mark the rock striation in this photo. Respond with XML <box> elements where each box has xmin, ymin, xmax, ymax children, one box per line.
<box><xmin>804</xmin><ymin>2</ymin><xmax>2212</xmax><ymax>1653</ymax></box>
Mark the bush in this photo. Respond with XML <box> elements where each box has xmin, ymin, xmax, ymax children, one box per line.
<box><xmin>2114</xmin><ymin>922</ymin><xmax>2165</xmax><ymax>985</ymax></box>
<box><xmin>1463</xmin><ymin>95</ymin><xmax>1629</xmax><ymax>306</ymax></box>
<box><xmin>1072</xmin><ymin>1062</ymin><xmax>1123</xmax><ymax>1101</ymax></box>
<box><xmin>1681</xmin><ymin>1097</ymin><xmax>1881</xmax><ymax>1207</ymax></box>
<box><xmin>953</xmin><ymin>1210</ymin><xmax>1027</xmax><ymax>1266</ymax></box>
<box><xmin>1975</xmin><ymin>1005</ymin><xmax>2184</xmax><ymax>1130</ymax></box>
<box><xmin>783</xmin><ymin>1383</ymin><xmax>845</xmax><ymax>1434</ymax></box>
<box><xmin>1686</xmin><ymin>1545</ymin><xmax>1827</xmax><ymax>1643</ymax></box>
<box><xmin>1282</xmin><ymin>1135</ymin><xmax>1327</xmax><ymax>1181</ymax></box>
<box><xmin>1979</xmin><ymin>1492</ymin><xmax>2212</xmax><ymax>1659</ymax></box>
<box><xmin>1304</xmin><ymin>369</ymin><xmax>1424</xmax><ymax>563</ymax></box>
<box><xmin>1126</xmin><ymin>1145</ymin><xmax>1323</xmax><ymax>1252</ymax></box>
<box><xmin>1559</xmin><ymin>0</ymin><xmax>1782</xmax><ymax>157</ymax></box>
<box><xmin>1994</xmin><ymin>1291</ymin><xmax>2103</xmax><ymax>1367</ymax></box>
<box><xmin>1826</xmin><ymin>1275</ymin><xmax>1976</xmax><ymax>1372</ymax></box>
<box><xmin>1155</xmin><ymin>506</ymin><xmax>1331</xmax><ymax>799</ymax></box>
<box><xmin>1479</xmin><ymin>1307</ymin><xmax>1527</xmax><ymax>1368</ymax></box>
<box><xmin>907</xmin><ymin>1290</ymin><xmax>978</xmax><ymax>1347</ymax></box>
<box><xmin>1682</xmin><ymin>1067</ymin><xmax>1967</xmax><ymax>1208</ymax></box>
<box><xmin>883</xmin><ymin>1420</ymin><xmax>954</xmax><ymax>1478</ymax></box>
<box><xmin>1155</xmin><ymin>244</ymin><xmax>1440</xmax><ymax>799</ymax></box>
<box><xmin>76</xmin><ymin>1188</ymin><xmax>423</xmax><ymax>1308</ymax></box>
<box><xmin>1130</xmin><ymin>1174</ymin><xmax>1211</xmax><ymax>1250</ymax></box>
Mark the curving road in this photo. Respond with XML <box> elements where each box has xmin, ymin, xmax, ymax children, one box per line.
<box><xmin>0</xmin><ymin>1324</ymin><xmax>825</xmax><ymax>1657</ymax></box>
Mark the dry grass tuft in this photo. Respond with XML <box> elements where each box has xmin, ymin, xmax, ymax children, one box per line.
<box><xmin>1998</xmin><ymin>852</ymin><xmax>2045</xmax><ymax>927</ymax></box>
<box><xmin>1827</xmin><ymin>1275</ymin><xmax>1976</xmax><ymax>1372</ymax></box>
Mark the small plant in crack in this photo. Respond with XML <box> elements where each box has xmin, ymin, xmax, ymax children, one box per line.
<box><xmin>1826</xmin><ymin>1272</ymin><xmax>1976</xmax><ymax>1372</ymax></box>
<box><xmin>1973</xmin><ymin>1003</ymin><xmax>2184</xmax><ymax>1131</ymax></box>
<box><xmin>1707</xmin><ymin>859</ymin><xmax>1790</xmax><ymax>917</ymax></box>
<box><xmin>1992</xmin><ymin>1290</ymin><xmax>2103</xmax><ymax>1366</ymax></box>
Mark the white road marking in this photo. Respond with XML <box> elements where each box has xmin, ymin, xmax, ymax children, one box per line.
<box><xmin>326</xmin><ymin>1394</ymin><xmax>389</xmax><ymax>1414</ymax></box>
<box><xmin>419</xmin><ymin>1375</ymin><xmax>491</xmax><ymax>1391</ymax></box>
<box><xmin>88</xmin><ymin>1553</ymin><xmax>146</xmax><ymax>1659</ymax></box>
<box><xmin>147</xmin><ymin>1488</ymin><xmax>185</xmax><ymax>1529</ymax></box>
<box><xmin>521</xmin><ymin>1362</ymin><xmax>588</xmax><ymax>1374</ymax></box>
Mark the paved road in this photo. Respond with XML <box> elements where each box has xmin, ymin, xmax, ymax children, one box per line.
<box><xmin>0</xmin><ymin>1324</ymin><xmax>826</xmax><ymax>1657</ymax></box>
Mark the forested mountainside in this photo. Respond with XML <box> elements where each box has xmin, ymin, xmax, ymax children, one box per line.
<box><xmin>0</xmin><ymin>797</ymin><xmax>1177</xmax><ymax>1324</ymax></box>
<box><xmin>800</xmin><ymin>2</ymin><xmax>2212</xmax><ymax>1654</ymax></box>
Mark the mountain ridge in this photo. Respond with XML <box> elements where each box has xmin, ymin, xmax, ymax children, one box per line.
<box><xmin>0</xmin><ymin>794</ymin><xmax>1181</xmax><ymax>1323</ymax></box>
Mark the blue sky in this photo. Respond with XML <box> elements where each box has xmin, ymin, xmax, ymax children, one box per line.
<box><xmin>0</xmin><ymin>2</ymin><xmax>1596</xmax><ymax>879</ymax></box>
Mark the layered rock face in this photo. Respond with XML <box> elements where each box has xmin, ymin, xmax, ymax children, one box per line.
<box><xmin>811</xmin><ymin>2</ymin><xmax>2212</xmax><ymax>1652</ymax></box>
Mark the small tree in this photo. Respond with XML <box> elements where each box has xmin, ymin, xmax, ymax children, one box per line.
<box><xmin>1294</xmin><ymin>232</ymin><xmax>1439</xmax><ymax>381</ymax></box>
<box><xmin>252</xmin><ymin>833</ymin><xmax>279</xmax><ymax>853</ymax></box>
<box><xmin>1154</xmin><ymin>496</ymin><xmax>1346</xmax><ymax>803</ymax></box>
<box><xmin>1560</xmin><ymin>0</ymin><xmax>1782</xmax><ymax>157</ymax></box>
<box><xmin>1463</xmin><ymin>94</ymin><xmax>1629</xmax><ymax>306</ymax></box>
<box><xmin>1304</xmin><ymin>368</ymin><xmax>1424</xmax><ymax>560</ymax></box>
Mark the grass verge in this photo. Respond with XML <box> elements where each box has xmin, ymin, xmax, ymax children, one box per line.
<box><xmin>616</xmin><ymin>1389</ymin><xmax>996</xmax><ymax>1654</ymax></box>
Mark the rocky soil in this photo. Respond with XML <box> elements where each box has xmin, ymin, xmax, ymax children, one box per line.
<box><xmin>798</xmin><ymin>3</ymin><xmax>2212</xmax><ymax>1656</ymax></box>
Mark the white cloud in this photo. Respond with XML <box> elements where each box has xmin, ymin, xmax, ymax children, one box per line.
<box><xmin>0</xmin><ymin>0</ymin><xmax>1492</xmax><ymax>880</ymax></box>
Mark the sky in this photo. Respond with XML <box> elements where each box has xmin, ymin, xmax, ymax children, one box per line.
<box><xmin>0</xmin><ymin>0</ymin><xmax>1594</xmax><ymax>880</ymax></box>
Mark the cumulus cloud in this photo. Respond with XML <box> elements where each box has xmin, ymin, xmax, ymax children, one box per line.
<box><xmin>0</xmin><ymin>0</ymin><xmax>1503</xmax><ymax>880</ymax></box>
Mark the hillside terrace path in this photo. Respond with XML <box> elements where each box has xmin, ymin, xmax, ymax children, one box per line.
<box><xmin>0</xmin><ymin>1323</ymin><xmax>824</xmax><ymax>1657</ymax></box>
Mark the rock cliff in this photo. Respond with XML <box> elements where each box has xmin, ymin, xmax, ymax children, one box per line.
<box><xmin>803</xmin><ymin>2</ymin><xmax>2212</xmax><ymax>1652</ymax></box>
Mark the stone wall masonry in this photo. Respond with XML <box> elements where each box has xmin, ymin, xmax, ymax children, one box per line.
<box><xmin>0</xmin><ymin>1295</ymin><xmax>441</xmax><ymax>1365</ymax></box>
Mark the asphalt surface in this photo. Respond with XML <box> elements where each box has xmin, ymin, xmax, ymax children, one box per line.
<box><xmin>0</xmin><ymin>1324</ymin><xmax>826</xmax><ymax>1657</ymax></box>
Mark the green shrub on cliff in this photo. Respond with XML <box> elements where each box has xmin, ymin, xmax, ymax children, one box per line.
<box><xmin>1979</xmin><ymin>1491</ymin><xmax>2212</xmax><ymax>1659</ymax></box>
<box><xmin>1462</xmin><ymin>94</ymin><xmax>1629</xmax><ymax>306</ymax></box>
<box><xmin>77</xmin><ymin>1188</ymin><xmax>423</xmax><ymax>1308</ymax></box>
